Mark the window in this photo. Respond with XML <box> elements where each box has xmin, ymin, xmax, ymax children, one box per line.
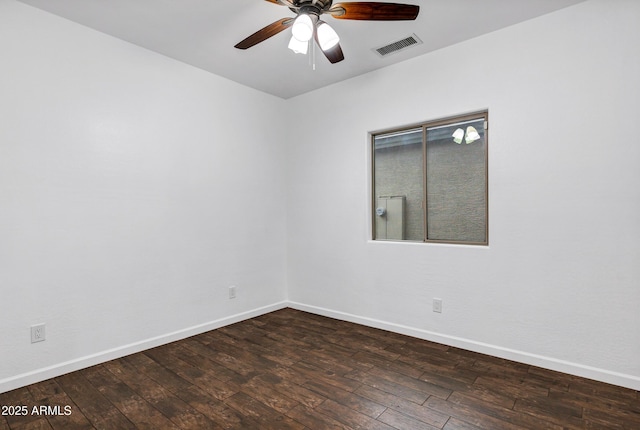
<box><xmin>372</xmin><ymin>112</ymin><xmax>488</xmax><ymax>245</ymax></box>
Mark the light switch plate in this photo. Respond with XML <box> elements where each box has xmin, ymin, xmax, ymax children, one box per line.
<box><xmin>433</xmin><ymin>298</ymin><xmax>443</xmax><ymax>313</ymax></box>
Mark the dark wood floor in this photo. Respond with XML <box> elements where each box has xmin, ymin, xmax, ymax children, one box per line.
<box><xmin>1</xmin><ymin>309</ymin><xmax>638</xmax><ymax>430</ymax></box>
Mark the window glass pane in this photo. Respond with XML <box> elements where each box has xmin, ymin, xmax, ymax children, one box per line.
<box><xmin>373</xmin><ymin>129</ymin><xmax>423</xmax><ymax>240</ymax></box>
<box><xmin>426</xmin><ymin>119</ymin><xmax>486</xmax><ymax>242</ymax></box>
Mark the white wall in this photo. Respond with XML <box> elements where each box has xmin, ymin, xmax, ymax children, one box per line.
<box><xmin>0</xmin><ymin>1</ymin><xmax>288</xmax><ymax>392</ymax></box>
<box><xmin>286</xmin><ymin>0</ymin><xmax>640</xmax><ymax>390</ymax></box>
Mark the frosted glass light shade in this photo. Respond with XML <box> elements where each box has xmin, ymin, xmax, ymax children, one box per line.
<box><xmin>317</xmin><ymin>22</ymin><xmax>340</xmax><ymax>50</ymax></box>
<box><xmin>452</xmin><ymin>128</ymin><xmax>464</xmax><ymax>144</ymax></box>
<box><xmin>465</xmin><ymin>126</ymin><xmax>480</xmax><ymax>144</ymax></box>
<box><xmin>288</xmin><ymin>35</ymin><xmax>308</xmax><ymax>54</ymax></box>
<box><xmin>292</xmin><ymin>14</ymin><xmax>313</xmax><ymax>42</ymax></box>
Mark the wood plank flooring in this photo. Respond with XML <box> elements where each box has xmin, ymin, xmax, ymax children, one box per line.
<box><xmin>1</xmin><ymin>308</ymin><xmax>638</xmax><ymax>429</ymax></box>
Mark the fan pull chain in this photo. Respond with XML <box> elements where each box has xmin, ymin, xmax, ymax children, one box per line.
<box><xmin>312</xmin><ymin>38</ymin><xmax>316</xmax><ymax>70</ymax></box>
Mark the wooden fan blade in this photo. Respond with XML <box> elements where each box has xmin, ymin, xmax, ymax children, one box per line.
<box><xmin>235</xmin><ymin>18</ymin><xmax>294</xmax><ymax>50</ymax></box>
<box><xmin>329</xmin><ymin>2</ymin><xmax>419</xmax><ymax>20</ymax></box>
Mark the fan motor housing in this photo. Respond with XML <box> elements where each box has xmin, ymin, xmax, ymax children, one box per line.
<box><xmin>301</xmin><ymin>0</ymin><xmax>333</xmax><ymax>7</ymax></box>
<box><xmin>290</xmin><ymin>0</ymin><xmax>333</xmax><ymax>15</ymax></box>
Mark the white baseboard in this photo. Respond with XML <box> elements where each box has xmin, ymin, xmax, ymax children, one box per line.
<box><xmin>3</xmin><ymin>300</ymin><xmax>639</xmax><ymax>394</ymax></box>
<box><xmin>288</xmin><ymin>301</ymin><xmax>640</xmax><ymax>392</ymax></box>
<box><xmin>0</xmin><ymin>301</ymin><xmax>288</xmax><ymax>394</ymax></box>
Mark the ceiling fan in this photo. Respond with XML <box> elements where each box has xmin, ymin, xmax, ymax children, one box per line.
<box><xmin>235</xmin><ymin>1</ymin><xmax>420</xmax><ymax>64</ymax></box>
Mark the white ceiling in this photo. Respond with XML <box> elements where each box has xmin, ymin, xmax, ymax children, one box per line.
<box><xmin>17</xmin><ymin>0</ymin><xmax>585</xmax><ymax>99</ymax></box>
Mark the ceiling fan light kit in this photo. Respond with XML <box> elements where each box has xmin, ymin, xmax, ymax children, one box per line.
<box><xmin>235</xmin><ymin>1</ymin><xmax>420</xmax><ymax>64</ymax></box>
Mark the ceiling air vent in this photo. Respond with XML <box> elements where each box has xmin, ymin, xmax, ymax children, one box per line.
<box><xmin>374</xmin><ymin>34</ymin><xmax>422</xmax><ymax>57</ymax></box>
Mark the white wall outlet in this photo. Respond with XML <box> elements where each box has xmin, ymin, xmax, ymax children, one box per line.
<box><xmin>433</xmin><ymin>298</ymin><xmax>443</xmax><ymax>313</ymax></box>
<box><xmin>31</xmin><ymin>324</ymin><xmax>46</xmax><ymax>343</ymax></box>
<box><xmin>229</xmin><ymin>285</ymin><xmax>237</xmax><ymax>299</ymax></box>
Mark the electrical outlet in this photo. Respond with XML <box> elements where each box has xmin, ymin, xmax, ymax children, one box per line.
<box><xmin>433</xmin><ymin>298</ymin><xmax>443</xmax><ymax>313</ymax></box>
<box><xmin>31</xmin><ymin>324</ymin><xmax>46</xmax><ymax>343</ymax></box>
<box><xmin>229</xmin><ymin>285</ymin><xmax>237</xmax><ymax>299</ymax></box>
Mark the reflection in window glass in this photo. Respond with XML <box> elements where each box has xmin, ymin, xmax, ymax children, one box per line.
<box><xmin>426</xmin><ymin>119</ymin><xmax>486</xmax><ymax>243</ymax></box>
<box><xmin>372</xmin><ymin>113</ymin><xmax>488</xmax><ymax>245</ymax></box>
<box><xmin>373</xmin><ymin>129</ymin><xmax>423</xmax><ymax>241</ymax></box>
